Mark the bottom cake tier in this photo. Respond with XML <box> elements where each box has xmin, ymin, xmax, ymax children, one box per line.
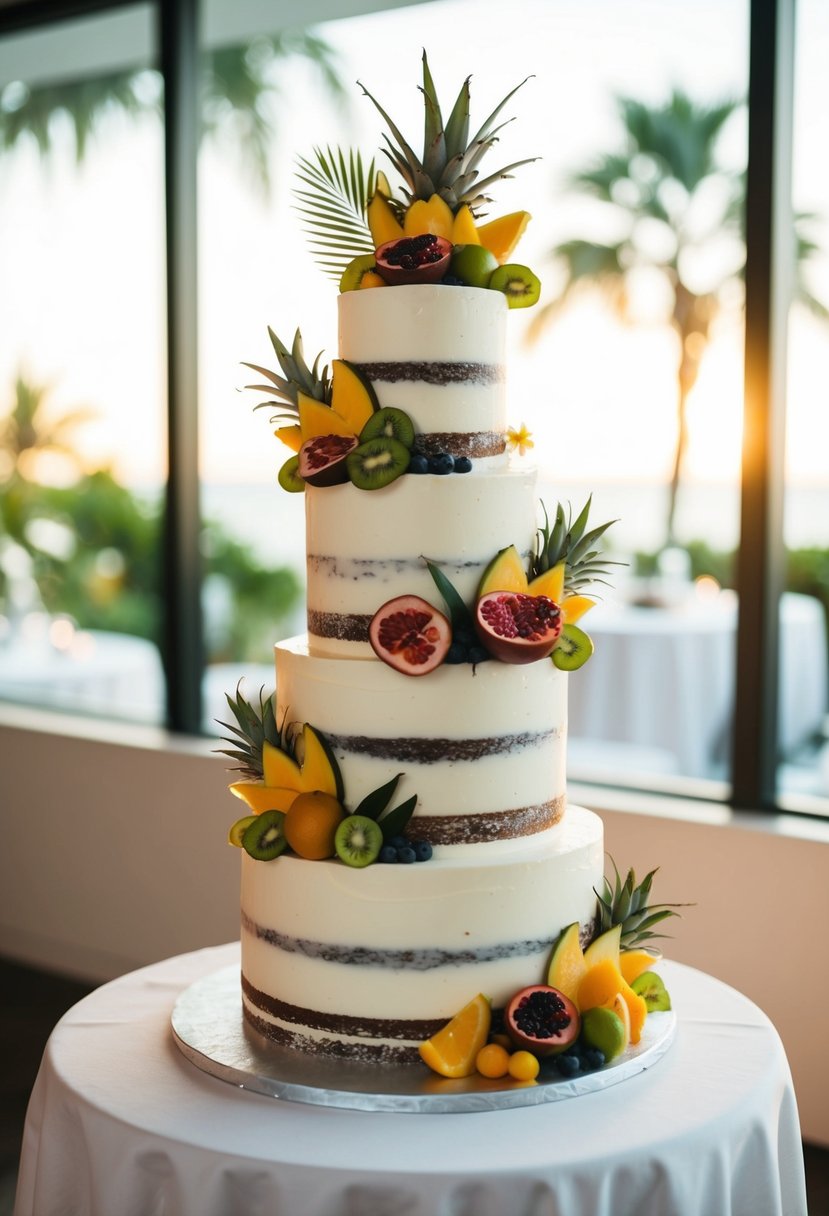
<box><xmin>241</xmin><ymin>805</ymin><xmax>603</xmax><ymax>1063</ymax></box>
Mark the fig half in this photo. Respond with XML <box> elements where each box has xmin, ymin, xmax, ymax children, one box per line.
<box><xmin>475</xmin><ymin>591</ymin><xmax>562</xmax><ymax>664</ymax></box>
<box><xmin>374</xmin><ymin>234</ymin><xmax>452</xmax><ymax>286</ymax></box>
<box><xmin>505</xmin><ymin>984</ymin><xmax>581</xmax><ymax>1057</ymax></box>
<box><xmin>298</xmin><ymin>433</ymin><xmax>358</xmax><ymax>487</ymax></box>
<box><xmin>369</xmin><ymin>594</ymin><xmax>451</xmax><ymax>676</ymax></box>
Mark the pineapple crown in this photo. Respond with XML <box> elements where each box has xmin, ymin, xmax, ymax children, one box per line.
<box><xmin>358</xmin><ymin>50</ymin><xmax>537</xmax><ymax>215</ymax></box>
<box><xmin>596</xmin><ymin>858</ymin><xmax>689</xmax><ymax>949</ymax></box>
<box><xmin>533</xmin><ymin>496</ymin><xmax>621</xmax><ymax>595</ymax></box>
<box><xmin>241</xmin><ymin>327</ymin><xmax>330</xmax><ymax>423</ymax></box>
<box><xmin>215</xmin><ymin>683</ymin><xmax>286</xmax><ymax>781</ymax></box>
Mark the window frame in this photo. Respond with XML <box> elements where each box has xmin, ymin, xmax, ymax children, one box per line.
<box><xmin>0</xmin><ymin>0</ymin><xmax>820</xmax><ymax>817</ymax></box>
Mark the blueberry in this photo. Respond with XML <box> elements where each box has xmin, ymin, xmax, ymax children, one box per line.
<box><xmin>388</xmin><ymin>835</ymin><xmax>408</xmax><ymax>849</ymax></box>
<box><xmin>408</xmin><ymin>453</ymin><xmax>429</xmax><ymax>474</ymax></box>
<box><xmin>467</xmin><ymin>646</ymin><xmax>490</xmax><ymax>665</ymax></box>
<box><xmin>445</xmin><ymin>641</ymin><xmax>468</xmax><ymax>664</ymax></box>
<box><xmin>428</xmin><ymin>452</ymin><xmax>454</xmax><ymax>475</ymax></box>
<box><xmin>397</xmin><ymin>846</ymin><xmax>417</xmax><ymax>864</ymax></box>
<box><xmin>440</xmin><ymin>274</ymin><xmax>464</xmax><ymax>286</ymax></box>
<box><xmin>454</xmin><ymin>456</ymin><xmax>473</xmax><ymax>474</ymax></box>
<box><xmin>583</xmin><ymin>1048</ymin><xmax>606</xmax><ymax>1071</ymax></box>
<box><xmin>379</xmin><ymin>845</ymin><xmax>398</xmax><ymax>864</ymax></box>
<box><xmin>414</xmin><ymin>841</ymin><xmax>433</xmax><ymax>862</ymax></box>
<box><xmin>557</xmin><ymin>1053</ymin><xmax>581</xmax><ymax>1077</ymax></box>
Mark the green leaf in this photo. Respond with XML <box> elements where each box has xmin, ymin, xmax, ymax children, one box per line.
<box><xmin>353</xmin><ymin>773</ymin><xmax>403</xmax><ymax>821</ymax></box>
<box><xmin>424</xmin><ymin>559</ymin><xmax>476</xmax><ymax>635</ymax></box>
<box><xmin>293</xmin><ymin>145</ymin><xmax>377</xmax><ymax>280</ymax></box>
<box><xmin>378</xmin><ymin>794</ymin><xmax>418</xmax><ymax>842</ymax></box>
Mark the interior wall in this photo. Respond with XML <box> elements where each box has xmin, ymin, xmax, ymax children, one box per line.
<box><xmin>1</xmin><ymin>710</ymin><xmax>827</xmax><ymax>1146</ymax></box>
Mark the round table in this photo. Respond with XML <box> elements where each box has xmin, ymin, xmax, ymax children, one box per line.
<box><xmin>14</xmin><ymin>944</ymin><xmax>807</xmax><ymax>1216</ymax></box>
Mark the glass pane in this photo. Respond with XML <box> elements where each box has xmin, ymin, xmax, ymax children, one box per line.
<box><xmin>199</xmin><ymin>0</ymin><xmax>749</xmax><ymax>789</ymax></box>
<box><xmin>0</xmin><ymin>5</ymin><xmax>166</xmax><ymax>725</ymax></box>
<box><xmin>779</xmin><ymin>0</ymin><xmax>829</xmax><ymax>808</ymax></box>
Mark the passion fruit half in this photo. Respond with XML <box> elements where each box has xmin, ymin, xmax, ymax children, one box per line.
<box><xmin>505</xmin><ymin>984</ymin><xmax>581</xmax><ymax>1057</ymax></box>
<box><xmin>475</xmin><ymin>591</ymin><xmax>562</xmax><ymax>664</ymax></box>
<box><xmin>369</xmin><ymin>594</ymin><xmax>451</xmax><ymax>676</ymax></box>
<box><xmin>374</xmin><ymin>234</ymin><xmax>452</xmax><ymax>286</ymax></box>
<box><xmin>298</xmin><ymin>433</ymin><xmax>359</xmax><ymax>487</ymax></box>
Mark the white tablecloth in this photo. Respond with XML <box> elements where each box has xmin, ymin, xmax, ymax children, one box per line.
<box><xmin>569</xmin><ymin>591</ymin><xmax>827</xmax><ymax>778</ymax></box>
<box><xmin>14</xmin><ymin>943</ymin><xmax>807</xmax><ymax>1216</ymax></box>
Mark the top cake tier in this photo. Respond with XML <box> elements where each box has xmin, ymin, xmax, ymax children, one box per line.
<box><xmin>338</xmin><ymin>284</ymin><xmax>509</xmax><ymax>465</ymax></box>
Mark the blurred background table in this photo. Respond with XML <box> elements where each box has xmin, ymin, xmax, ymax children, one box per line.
<box><xmin>569</xmin><ymin>590</ymin><xmax>827</xmax><ymax>779</ymax></box>
<box><xmin>14</xmin><ymin>943</ymin><xmax>807</xmax><ymax>1216</ymax></box>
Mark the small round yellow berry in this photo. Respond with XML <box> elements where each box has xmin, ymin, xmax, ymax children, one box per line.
<box><xmin>475</xmin><ymin>1043</ymin><xmax>511</xmax><ymax>1079</ymax></box>
<box><xmin>508</xmin><ymin>1050</ymin><xmax>540</xmax><ymax>1082</ymax></box>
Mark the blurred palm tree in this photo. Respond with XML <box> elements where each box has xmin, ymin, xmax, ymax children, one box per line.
<box><xmin>530</xmin><ymin>90</ymin><xmax>828</xmax><ymax>548</ymax></box>
<box><xmin>0</xmin><ymin>28</ymin><xmax>346</xmax><ymax>192</ymax></box>
<box><xmin>0</xmin><ymin>373</ymin><xmax>94</xmax><ymax>479</ymax></box>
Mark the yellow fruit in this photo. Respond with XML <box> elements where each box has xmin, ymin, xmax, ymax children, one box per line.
<box><xmin>583</xmin><ymin>924</ymin><xmax>622</xmax><ymax>971</ymax></box>
<box><xmin>403</xmin><ymin>194</ymin><xmax>454</xmax><ymax>239</ymax></box>
<box><xmin>359</xmin><ymin>272</ymin><xmax>386</xmax><ymax>289</ymax></box>
<box><xmin>476</xmin><ymin>211</ymin><xmax>531</xmax><ymax>263</ymax></box>
<box><xmin>275</xmin><ymin>424</ymin><xmax>302</xmax><ymax>452</ymax></box>
<box><xmin>561</xmin><ymin>595</ymin><xmax>595</xmax><ymax>625</ymax></box>
<box><xmin>451</xmin><ymin>204</ymin><xmax>481</xmax><ymax>245</ymax></box>
<box><xmin>620</xmin><ymin>949</ymin><xmax>663</xmax><ymax>986</ymax></box>
<box><xmin>616</xmin><ymin>984</ymin><xmax>648</xmax><ymax>1045</ymax></box>
<box><xmin>578</xmin><ymin>959</ymin><xmax>627</xmax><ymax>1011</ymax></box>
<box><xmin>546</xmin><ymin>922</ymin><xmax>587</xmax><ymax>1007</ymax></box>
<box><xmin>330</xmin><ymin>360</ymin><xmax>378</xmax><ymax>434</ymax></box>
<box><xmin>418</xmin><ymin>994</ymin><xmax>491</xmax><ymax>1078</ymax></box>
<box><xmin>507</xmin><ymin>1051</ymin><xmax>540</xmax><ymax>1082</ymax></box>
<box><xmin>527</xmin><ymin>560</ymin><xmax>565</xmax><ymax>603</ymax></box>
<box><xmin>475</xmin><ymin>1043</ymin><xmax>511</xmax><ymax>1078</ymax></box>
<box><xmin>297</xmin><ymin>393</ymin><xmax>356</xmax><ymax>443</ymax></box>
<box><xmin>284</xmin><ymin>791</ymin><xmax>345</xmax><ymax>860</ymax></box>
<box><xmin>476</xmin><ymin>544</ymin><xmax>529</xmax><ymax>598</ymax></box>
<box><xmin>262</xmin><ymin>741</ymin><xmax>303</xmax><ymax>791</ymax></box>
<box><xmin>228</xmin><ymin>781</ymin><xmax>299</xmax><ymax>815</ymax></box>
<box><xmin>260</xmin><ymin>725</ymin><xmax>342</xmax><ymax>801</ymax></box>
<box><xmin>610</xmin><ymin>993</ymin><xmax>631</xmax><ymax>1052</ymax></box>
<box><xmin>367</xmin><ymin>191</ymin><xmax>404</xmax><ymax>246</ymax></box>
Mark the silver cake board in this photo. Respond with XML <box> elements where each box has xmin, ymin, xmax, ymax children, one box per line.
<box><xmin>171</xmin><ymin>964</ymin><xmax>676</xmax><ymax>1114</ymax></box>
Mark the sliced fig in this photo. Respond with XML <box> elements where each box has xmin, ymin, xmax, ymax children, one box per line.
<box><xmin>298</xmin><ymin>433</ymin><xmax>358</xmax><ymax>487</ymax></box>
<box><xmin>475</xmin><ymin>591</ymin><xmax>562</xmax><ymax>664</ymax></box>
<box><xmin>374</xmin><ymin>234</ymin><xmax>452</xmax><ymax>286</ymax></box>
<box><xmin>369</xmin><ymin>594</ymin><xmax>451</xmax><ymax>676</ymax></box>
<box><xmin>505</xmin><ymin>984</ymin><xmax>581</xmax><ymax>1057</ymax></box>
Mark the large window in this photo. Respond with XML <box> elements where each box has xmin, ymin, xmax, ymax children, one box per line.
<box><xmin>0</xmin><ymin>0</ymin><xmax>826</xmax><ymax>817</ymax></box>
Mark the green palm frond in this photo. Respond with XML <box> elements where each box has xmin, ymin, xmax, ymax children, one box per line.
<box><xmin>294</xmin><ymin>146</ymin><xmax>377</xmax><ymax>281</ymax></box>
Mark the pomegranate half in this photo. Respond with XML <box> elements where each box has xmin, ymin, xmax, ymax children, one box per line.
<box><xmin>505</xmin><ymin>984</ymin><xmax>581</xmax><ymax>1057</ymax></box>
<box><xmin>369</xmin><ymin>594</ymin><xmax>451</xmax><ymax>676</ymax></box>
<box><xmin>475</xmin><ymin>591</ymin><xmax>562</xmax><ymax>664</ymax></box>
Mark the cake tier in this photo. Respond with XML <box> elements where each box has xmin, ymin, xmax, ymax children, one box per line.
<box><xmin>241</xmin><ymin>805</ymin><xmax>603</xmax><ymax>1063</ymax></box>
<box><xmin>276</xmin><ymin>635</ymin><xmax>567</xmax><ymax>849</ymax></box>
<box><xmin>305</xmin><ymin>467</ymin><xmax>536</xmax><ymax>658</ymax></box>
<box><xmin>339</xmin><ymin>285</ymin><xmax>508</xmax><ymax>465</ymax></box>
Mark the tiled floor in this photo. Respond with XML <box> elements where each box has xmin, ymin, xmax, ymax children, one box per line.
<box><xmin>1</xmin><ymin>956</ymin><xmax>827</xmax><ymax>1215</ymax></box>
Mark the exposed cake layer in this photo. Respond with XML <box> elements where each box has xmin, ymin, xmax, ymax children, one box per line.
<box><xmin>339</xmin><ymin>284</ymin><xmax>508</xmax><ymax>465</ymax></box>
<box><xmin>241</xmin><ymin>806</ymin><xmax>603</xmax><ymax>1061</ymax></box>
<box><xmin>305</xmin><ymin>467</ymin><xmax>536</xmax><ymax>658</ymax></box>
<box><xmin>276</xmin><ymin>634</ymin><xmax>567</xmax><ymax>848</ymax></box>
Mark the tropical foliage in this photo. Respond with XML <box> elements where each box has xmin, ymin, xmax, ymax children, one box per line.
<box><xmin>531</xmin><ymin>90</ymin><xmax>828</xmax><ymax>548</ymax></box>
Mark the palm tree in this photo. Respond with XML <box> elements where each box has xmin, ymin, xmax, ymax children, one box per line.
<box><xmin>530</xmin><ymin>90</ymin><xmax>827</xmax><ymax>549</ymax></box>
<box><xmin>0</xmin><ymin>373</ymin><xmax>95</xmax><ymax>479</ymax></box>
<box><xmin>0</xmin><ymin>29</ymin><xmax>346</xmax><ymax>192</ymax></box>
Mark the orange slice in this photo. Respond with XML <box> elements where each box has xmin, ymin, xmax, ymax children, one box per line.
<box><xmin>620</xmin><ymin>948</ymin><xmax>663</xmax><ymax>986</ymax></box>
<box><xmin>419</xmin><ymin>994</ymin><xmax>491</xmax><ymax>1078</ymax></box>
<box><xmin>578</xmin><ymin>958</ymin><xmax>627</xmax><ymax>1011</ymax></box>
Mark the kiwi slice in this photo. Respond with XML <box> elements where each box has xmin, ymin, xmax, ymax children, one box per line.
<box><xmin>228</xmin><ymin>814</ymin><xmax>257</xmax><ymax>848</ymax></box>
<box><xmin>631</xmin><ymin>971</ymin><xmax>672</xmax><ymax>1012</ymax></box>
<box><xmin>346</xmin><ymin>436</ymin><xmax>410</xmax><ymax>491</ymax></box>
<box><xmin>552</xmin><ymin>623</ymin><xmax>594</xmax><ymax>671</ymax></box>
<box><xmin>488</xmin><ymin>263</ymin><xmax>541</xmax><ymax>309</ymax></box>
<box><xmin>278</xmin><ymin>454</ymin><xmax>305</xmax><ymax>493</ymax></box>
<box><xmin>340</xmin><ymin>253</ymin><xmax>378</xmax><ymax>292</ymax></box>
<box><xmin>242</xmin><ymin>810</ymin><xmax>288</xmax><ymax>861</ymax></box>
<box><xmin>359</xmin><ymin>406</ymin><xmax>415</xmax><ymax>449</ymax></box>
<box><xmin>335</xmin><ymin>814</ymin><xmax>383</xmax><ymax>868</ymax></box>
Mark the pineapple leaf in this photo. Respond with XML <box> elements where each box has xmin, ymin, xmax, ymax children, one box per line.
<box><xmin>444</xmin><ymin>76</ymin><xmax>472</xmax><ymax>162</ymax></box>
<box><xmin>294</xmin><ymin>146</ymin><xmax>377</xmax><ymax>280</ymax></box>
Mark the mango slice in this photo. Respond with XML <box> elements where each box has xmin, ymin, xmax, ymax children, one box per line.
<box><xmin>330</xmin><ymin>360</ymin><xmax>379</xmax><ymax>433</ymax></box>
<box><xmin>477</xmin><ymin>544</ymin><xmax>529</xmax><ymax>598</ymax></box>
<box><xmin>583</xmin><ymin>923</ymin><xmax>622</xmax><ymax>971</ymax></box>
<box><xmin>403</xmin><ymin>194</ymin><xmax>454</xmax><ymax>239</ymax></box>
<box><xmin>262</xmin><ymin>741</ymin><xmax>303</xmax><ymax>790</ymax></box>
<box><xmin>367</xmin><ymin>191</ymin><xmax>404</xmax><ymax>246</ymax></box>
<box><xmin>229</xmin><ymin>781</ymin><xmax>299</xmax><ymax>815</ymax></box>
<box><xmin>527</xmin><ymin>561</ymin><xmax>565</xmax><ymax>603</ymax></box>
<box><xmin>275</xmin><ymin>424</ymin><xmax>302</xmax><ymax>452</ymax></box>
<box><xmin>561</xmin><ymin>594</ymin><xmax>595</xmax><ymax>625</ymax></box>
<box><xmin>451</xmin><ymin>204</ymin><xmax>481</xmax><ymax>246</ymax></box>
<box><xmin>297</xmin><ymin>393</ymin><xmax>356</xmax><ymax>442</ymax></box>
<box><xmin>476</xmin><ymin>211</ymin><xmax>531</xmax><ymax>263</ymax></box>
<box><xmin>546</xmin><ymin>921</ymin><xmax>587</xmax><ymax>1007</ymax></box>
